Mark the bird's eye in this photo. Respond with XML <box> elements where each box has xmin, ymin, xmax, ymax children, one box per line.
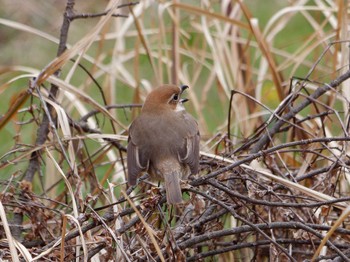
<box><xmin>173</xmin><ymin>94</ymin><xmax>179</xmax><ymax>101</ymax></box>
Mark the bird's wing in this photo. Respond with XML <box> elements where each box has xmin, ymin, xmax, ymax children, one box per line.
<box><xmin>127</xmin><ymin>120</ymin><xmax>150</xmax><ymax>185</ymax></box>
<box><xmin>178</xmin><ymin>114</ymin><xmax>200</xmax><ymax>175</ymax></box>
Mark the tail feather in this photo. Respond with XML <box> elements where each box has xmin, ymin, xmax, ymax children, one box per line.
<box><xmin>164</xmin><ymin>172</ymin><xmax>182</xmax><ymax>204</ymax></box>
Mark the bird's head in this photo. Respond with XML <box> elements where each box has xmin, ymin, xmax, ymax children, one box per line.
<box><xmin>142</xmin><ymin>84</ymin><xmax>189</xmax><ymax>113</ymax></box>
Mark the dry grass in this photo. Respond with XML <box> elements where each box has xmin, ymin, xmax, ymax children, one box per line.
<box><xmin>1</xmin><ymin>0</ymin><xmax>350</xmax><ymax>261</ymax></box>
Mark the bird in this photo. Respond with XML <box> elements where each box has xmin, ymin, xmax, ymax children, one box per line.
<box><xmin>127</xmin><ymin>84</ymin><xmax>200</xmax><ymax>204</ymax></box>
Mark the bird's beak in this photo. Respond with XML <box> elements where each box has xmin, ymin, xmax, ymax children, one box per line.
<box><xmin>181</xmin><ymin>98</ymin><xmax>189</xmax><ymax>103</ymax></box>
<box><xmin>180</xmin><ymin>85</ymin><xmax>189</xmax><ymax>103</ymax></box>
<box><xmin>180</xmin><ymin>85</ymin><xmax>189</xmax><ymax>93</ymax></box>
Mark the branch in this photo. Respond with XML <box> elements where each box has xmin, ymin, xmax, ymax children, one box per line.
<box><xmin>11</xmin><ymin>0</ymin><xmax>77</xmax><ymax>240</ymax></box>
<box><xmin>250</xmin><ymin>70</ymin><xmax>350</xmax><ymax>154</ymax></box>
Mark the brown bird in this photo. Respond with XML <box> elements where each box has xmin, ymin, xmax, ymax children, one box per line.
<box><xmin>127</xmin><ymin>84</ymin><xmax>200</xmax><ymax>204</ymax></box>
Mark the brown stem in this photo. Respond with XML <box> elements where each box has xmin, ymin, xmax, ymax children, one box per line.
<box><xmin>12</xmin><ymin>0</ymin><xmax>76</xmax><ymax>240</ymax></box>
<box><xmin>250</xmin><ymin>70</ymin><xmax>350</xmax><ymax>154</ymax></box>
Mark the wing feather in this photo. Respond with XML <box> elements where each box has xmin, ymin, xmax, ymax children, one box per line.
<box><xmin>127</xmin><ymin>120</ymin><xmax>150</xmax><ymax>185</ymax></box>
<box><xmin>178</xmin><ymin>114</ymin><xmax>200</xmax><ymax>175</ymax></box>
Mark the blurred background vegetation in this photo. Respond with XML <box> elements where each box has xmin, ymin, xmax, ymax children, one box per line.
<box><xmin>1</xmin><ymin>0</ymin><xmax>350</xmax><ymax>261</ymax></box>
<box><xmin>1</xmin><ymin>0</ymin><xmax>344</xmax><ymax>173</ymax></box>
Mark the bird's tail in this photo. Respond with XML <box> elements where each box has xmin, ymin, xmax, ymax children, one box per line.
<box><xmin>164</xmin><ymin>171</ymin><xmax>182</xmax><ymax>204</ymax></box>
